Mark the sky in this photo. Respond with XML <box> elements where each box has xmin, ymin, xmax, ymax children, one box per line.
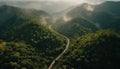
<box><xmin>0</xmin><ymin>0</ymin><xmax>120</xmax><ymax>13</ymax></box>
<box><xmin>0</xmin><ymin>0</ymin><xmax>120</xmax><ymax>4</ymax></box>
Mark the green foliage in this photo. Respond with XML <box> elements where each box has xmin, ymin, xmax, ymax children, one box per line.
<box><xmin>0</xmin><ymin>41</ymin><xmax>40</xmax><ymax>69</ymax></box>
<box><xmin>0</xmin><ymin>2</ymin><xmax>120</xmax><ymax>69</ymax></box>
<box><xmin>0</xmin><ymin>5</ymin><xmax>66</xmax><ymax>68</ymax></box>
<box><xmin>54</xmin><ymin>1</ymin><xmax>120</xmax><ymax>38</ymax></box>
<box><xmin>53</xmin><ymin>16</ymin><xmax>98</xmax><ymax>38</ymax></box>
<box><xmin>58</xmin><ymin>30</ymin><xmax>120</xmax><ymax>69</ymax></box>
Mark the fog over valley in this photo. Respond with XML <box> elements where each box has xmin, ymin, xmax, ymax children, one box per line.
<box><xmin>0</xmin><ymin>0</ymin><xmax>120</xmax><ymax>69</ymax></box>
<box><xmin>0</xmin><ymin>0</ymin><xmax>119</xmax><ymax>13</ymax></box>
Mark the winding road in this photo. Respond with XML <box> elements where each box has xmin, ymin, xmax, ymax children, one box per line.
<box><xmin>48</xmin><ymin>25</ymin><xmax>70</xmax><ymax>69</ymax></box>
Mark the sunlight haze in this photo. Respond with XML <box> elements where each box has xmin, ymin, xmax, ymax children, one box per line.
<box><xmin>0</xmin><ymin>0</ymin><xmax>119</xmax><ymax>13</ymax></box>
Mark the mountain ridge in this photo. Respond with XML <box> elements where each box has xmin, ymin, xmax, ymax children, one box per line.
<box><xmin>0</xmin><ymin>5</ymin><xmax>66</xmax><ymax>68</ymax></box>
<box><xmin>52</xmin><ymin>1</ymin><xmax>120</xmax><ymax>37</ymax></box>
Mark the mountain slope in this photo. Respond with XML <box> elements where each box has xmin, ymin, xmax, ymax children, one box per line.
<box><xmin>53</xmin><ymin>1</ymin><xmax>120</xmax><ymax>38</ymax></box>
<box><xmin>0</xmin><ymin>5</ymin><xmax>66</xmax><ymax>68</ymax></box>
<box><xmin>53</xmin><ymin>16</ymin><xmax>98</xmax><ymax>37</ymax></box>
<box><xmin>95</xmin><ymin>1</ymin><xmax>120</xmax><ymax>16</ymax></box>
<box><xmin>0</xmin><ymin>41</ymin><xmax>40</xmax><ymax>69</ymax></box>
<box><xmin>56</xmin><ymin>30</ymin><xmax>120</xmax><ymax>69</ymax></box>
<box><xmin>67</xmin><ymin>1</ymin><xmax>120</xmax><ymax>18</ymax></box>
<box><xmin>67</xmin><ymin>1</ymin><xmax>120</xmax><ymax>30</ymax></box>
<box><xmin>0</xmin><ymin>5</ymin><xmax>48</xmax><ymax>23</ymax></box>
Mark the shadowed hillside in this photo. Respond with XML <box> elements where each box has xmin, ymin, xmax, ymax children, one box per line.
<box><xmin>0</xmin><ymin>5</ymin><xmax>66</xmax><ymax>69</ymax></box>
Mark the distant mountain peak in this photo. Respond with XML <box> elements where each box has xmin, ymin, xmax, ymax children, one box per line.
<box><xmin>100</xmin><ymin>1</ymin><xmax>120</xmax><ymax>5</ymax></box>
<box><xmin>103</xmin><ymin>1</ymin><xmax>120</xmax><ymax>3</ymax></box>
<box><xmin>0</xmin><ymin>4</ymin><xmax>16</xmax><ymax>9</ymax></box>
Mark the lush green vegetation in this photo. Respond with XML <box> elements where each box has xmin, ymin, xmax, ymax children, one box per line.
<box><xmin>53</xmin><ymin>1</ymin><xmax>120</xmax><ymax>38</ymax></box>
<box><xmin>0</xmin><ymin>41</ymin><xmax>40</xmax><ymax>69</ymax></box>
<box><xmin>0</xmin><ymin>5</ymin><xmax>66</xmax><ymax>68</ymax></box>
<box><xmin>53</xmin><ymin>16</ymin><xmax>98</xmax><ymax>38</ymax></box>
<box><xmin>55</xmin><ymin>30</ymin><xmax>120</xmax><ymax>69</ymax></box>
<box><xmin>0</xmin><ymin>1</ymin><xmax>120</xmax><ymax>69</ymax></box>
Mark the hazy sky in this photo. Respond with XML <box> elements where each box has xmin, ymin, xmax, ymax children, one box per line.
<box><xmin>0</xmin><ymin>0</ymin><xmax>120</xmax><ymax>3</ymax></box>
<box><xmin>1</xmin><ymin>0</ymin><xmax>120</xmax><ymax>4</ymax></box>
<box><xmin>0</xmin><ymin>0</ymin><xmax>119</xmax><ymax>13</ymax></box>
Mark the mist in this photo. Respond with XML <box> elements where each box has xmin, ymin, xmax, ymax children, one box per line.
<box><xmin>0</xmin><ymin>0</ymin><xmax>119</xmax><ymax>13</ymax></box>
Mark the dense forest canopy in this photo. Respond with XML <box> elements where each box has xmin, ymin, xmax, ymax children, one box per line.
<box><xmin>0</xmin><ymin>1</ymin><xmax>120</xmax><ymax>69</ymax></box>
<box><xmin>0</xmin><ymin>5</ymin><xmax>66</xmax><ymax>69</ymax></box>
<box><xmin>55</xmin><ymin>30</ymin><xmax>120</xmax><ymax>69</ymax></box>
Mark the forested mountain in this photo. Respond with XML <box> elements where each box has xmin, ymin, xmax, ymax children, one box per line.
<box><xmin>0</xmin><ymin>1</ymin><xmax>120</xmax><ymax>69</ymax></box>
<box><xmin>0</xmin><ymin>5</ymin><xmax>48</xmax><ymax>22</ymax></box>
<box><xmin>0</xmin><ymin>5</ymin><xmax>66</xmax><ymax>69</ymax></box>
<box><xmin>53</xmin><ymin>1</ymin><xmax>120</xmax><ymax>37</ymax></box>
<box><xmin>54</xmin><ymin>16</ymin><xmax>98</xmax><ymax>37</ymax></box>
<box><xmin>67</xmin><ymin>1</ymin><xmax>120</xmax><ymax>17</ymax></box>
<box><xmin>55</xmin><ymin>30</ymin><xmax>120</xmax><ymax>69</ymax></box>
<box><xmin>95</xmin><ymin>1</ymin><xmax>120</xmax><ymax>16</ymax></box>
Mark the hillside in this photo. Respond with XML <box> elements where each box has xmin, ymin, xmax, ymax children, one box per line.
<box><xmin>95</xmin><ymin>1</ymin><xmax>120</xmax><ymax>16</ymax></box>
<box><xmin>55</xmin><ymin>30</ymin><xmax>120</xmax><ymax>69</ymax></box>
<box><xmin>0</xmin><ymin>5</ymin><xmax>66</xmax><ymax>68</ymax></box>
<box><xmin>0</xmin><ymin>1</ymin><xmax>120</xmax><ymax>69</ymax></box>
<box><xmin>67</xmin><ymin>1</ymin><xmax>120</xmax><ymax>18</ymax></box>
<box><xmin>53</xmin><ymin>16</ymin><xmax>98</xmax><ymax>38</ymax></box>
<box><xmin>68</xmin><ymin>1</ymin><xmax>120</xmax><ymax>30</ymax></box>
<box><xmin>53</xmin><ymin>1</ymin><xmax>120</xmax><ymax>37</ymax></box>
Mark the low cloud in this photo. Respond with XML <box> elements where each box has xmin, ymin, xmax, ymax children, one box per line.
<box><xmin>0</xmin><ymin>0</ymin><xmax>119</xmax><ymax>13</ymax></box>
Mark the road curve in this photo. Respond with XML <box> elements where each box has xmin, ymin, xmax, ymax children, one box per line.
<box><xmin>48</xmin><ymin>25</ymin><xmax>70</xmax><ymax>69</ymax></box>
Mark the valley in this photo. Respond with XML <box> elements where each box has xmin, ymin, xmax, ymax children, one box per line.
<box><xmin>0</xmin><ymin>1</ymin><xmax>120</xmax><ymax>69</ymax></box>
